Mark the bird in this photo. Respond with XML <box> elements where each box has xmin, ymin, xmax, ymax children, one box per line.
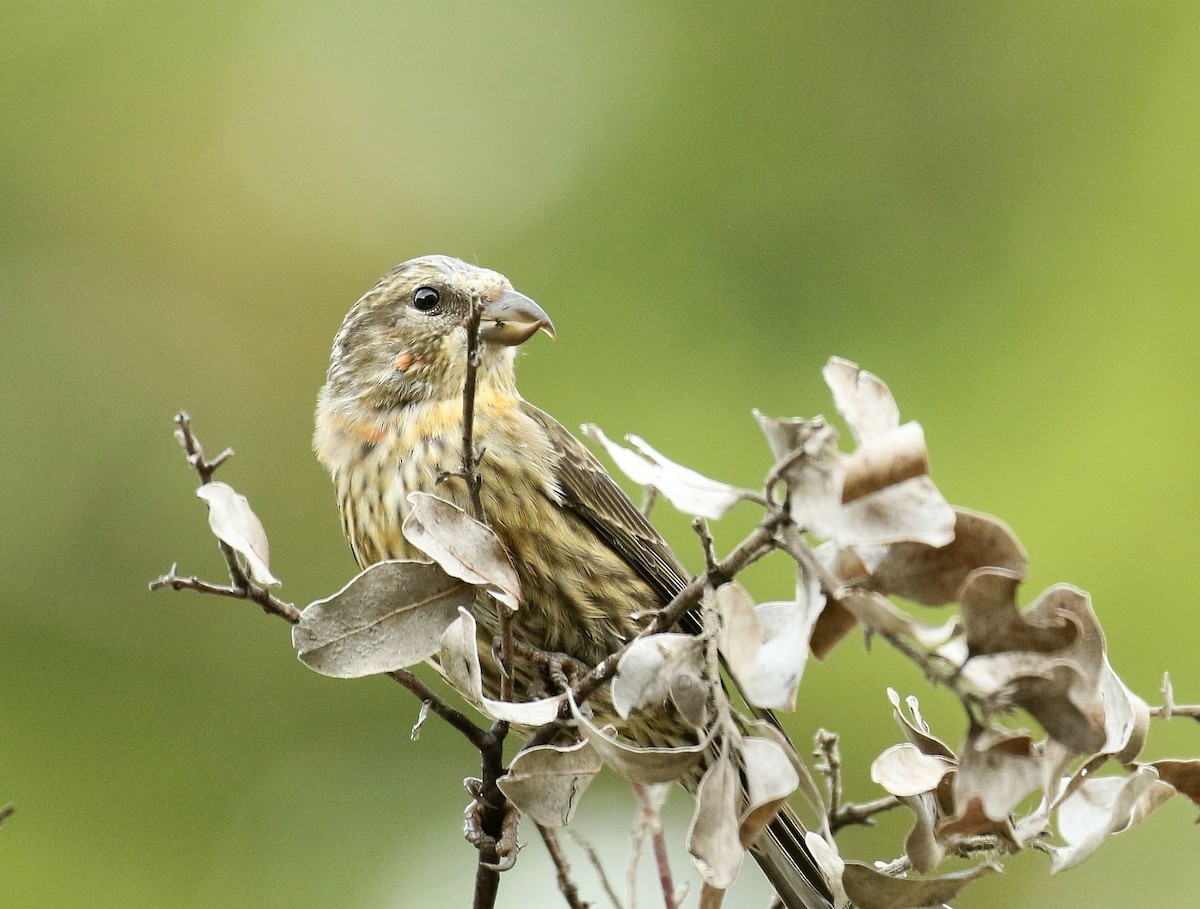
<box><xmin>314</xmin><ymin>255</ymin><xmax>835</xmax><ymax>909</ymax></box>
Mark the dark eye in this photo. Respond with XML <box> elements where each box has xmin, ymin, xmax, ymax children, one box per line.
<box><xmin>412</xmin><ymin>286</ymin><xmax>440</xmax><ymax>312</ymax></box>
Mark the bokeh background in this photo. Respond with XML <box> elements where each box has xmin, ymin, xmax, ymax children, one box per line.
<box><xmin>3</xmin><ymin>3</ymin><xmax>1198</xmax><ymax>907</ymax></box>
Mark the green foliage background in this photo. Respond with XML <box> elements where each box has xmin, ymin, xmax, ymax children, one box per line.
<box><xmin>3</xmin><ymin>3</ymin><xmax>1198</xmax><ymax>906</ymax></box>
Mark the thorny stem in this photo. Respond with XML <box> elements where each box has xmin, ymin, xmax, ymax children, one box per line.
<box><xmin>539</xmin><ymin>825</ymin><xmax>590</xmax><ymax>909</ymax></box>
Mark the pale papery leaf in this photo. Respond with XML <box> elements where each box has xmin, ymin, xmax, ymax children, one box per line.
<box><xmin>439</xmin><ymin>609</ymin><xmax>565</xmax><ymax>725</ymax></box>
<box><xmin>803</xmin><ymin>832</ymin><xmax>848</xmax><ymax>909</ymax></box>
<box><xmin>835</xmin><ymin>475</ymin><xmax>955</xmax><ymax>549</ymax></box>
<box><xmin>745</xmin><ymin>719</ymin><xmax>827</xmax><ymax>823</ymax></box>
<box><xmin>566</xmin><ymin>691</ymin><xmax>710</xmax><ymax>784</ymax></box>
<box><xmin>887</xmin><ymin>689</ymin><xmax>957</xmax><ymax>761</ymax></box>
<box><xmin>497</xmin><ymin>740</ymin><xmax>603</xmax><ymax>828</ymax></box>
<box><xmin>936</xmin><ymin>793</ymin><xmax>1020</xmax><ymax>848</ymax></box>
<box><xmin>841</xmin><ymin>862</ymin><xmax>996</xmax><ymax>909</ymax></box>
<box><xmin>582</xmin><ymin>425</ymin><xmax>743</xmax><ymax>520</ymax></box>
<box><xmin>738</xmin><ymin>737</ymin><xmax>800</xmax><ymax>847</ymax></box>
<box><xmin>402</xmin><ymin>492</ymin><xmax>521</xmax><ymax>610</ymax></box>
<box><xmin>687</xmin><ymin>754</ymin><xmax>745</xmax><ymax>889</ymax></box>
<box><xmin>901</xmin><ymin>790</ymin><xmax>946</xmax><ymax>874</ymax></box>
<box><xmin>293</xmin><ymin>560</ymin><xmax>469</xmax><ymax>678</ymax></box>
<box><xmin>1101</xmin><ymin>657</ymin><xmax>1150</xmax><ymax>762</ymax></box>
<box><xmin>840</xmin><ymin>422</ymin><xmax>930</xmax><ymax>504</ymax></box>
<box><xmin>196</xmin><ymin>481</ymin><xmax>279</xmax><ymax>586</ymax></box>
<box><xmin>954</xmin><ymin>728</ymin><xmax>1042</xmax><ymax>821</ymax></box>
<box><xmin>1050</xmin><ymin>769</ymin><xmax>1175</xmax><ymax>872</ymax></box>
<box><xmin>867</xmin><ymin>508</ymin><xmax>1027</xmax><ymax>606</ymax></box>
<box><xmin>753</xmin><ymin>411</ymin><xmax>845</xmax><ymax>538</ymax></box>
<box><xmin>821</xmin><ymin>356</ymin><xmax>900</xmax><ymax>445</ymax></box>
<box><xmin>871</xmin><ymin>743</ymin><xmax>955</xmax><ymax>798</ymax></box>
<box><xmin>612</xmin><ymin>633</ymin><xmax>706</xmax><ymax>722</ymax></box>
<box><xmin>958</xmin><ymin>568</ymin><xmax>1077</xmax><ymax>657</ymax></box>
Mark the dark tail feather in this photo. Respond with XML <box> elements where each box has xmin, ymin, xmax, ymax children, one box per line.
<box><xmin>749</xmin><ymin>804</ymin><xmax>836</xmax><ymax>909</ymax></box>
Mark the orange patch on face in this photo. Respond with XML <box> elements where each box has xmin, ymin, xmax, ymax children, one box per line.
<box><xmin>394</xmin><ymin>351</ymin><xmax>415</xmax><ymax>372</ymax></box>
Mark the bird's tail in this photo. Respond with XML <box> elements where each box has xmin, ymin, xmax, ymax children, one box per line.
<box><xmin>749</xmin><ymin>803</ymin><xmax>836</xmax><ymax>909</ymax></box>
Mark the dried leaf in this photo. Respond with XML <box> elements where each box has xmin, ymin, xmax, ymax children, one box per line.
<box><xmin>887</xmin><ymin>689</ymin><xmax>957</xmax><ymax>761</ymax></box>
<box><xmin>1050</xmin><ymin>768</ymin><xmax>1175</xmax><ymax>872</ymax></box>
<box><xmin>439</xmin><ymin>609</ymin><xmax>566</xmax><ymax>725</ymax></box>
<box><xmin>293</xmin><ymin>561</ymin><xmax>469</xmax><ymax>678</ymax></box>
<box><xmin>902</xmin><ymin>790</ymin><xmax>946</xmax><ymax>873</ymax></box>
<box><xmin>688</xmin><ymin>754</ymin><xmax>745</xmax><ymax>889</ymax></box>
<box><xmin>822</xmin><ymin>357</ymin><xmax>899</xmax><ymax>445</ymax></box>
<box><xmin>1101</xmin><ymin>658</ymin><xmax>1150</xmax><ymax>762</ymax></box>
<box><xmin>498</xmin><ymin>740</ymin><xmax>602</xmax><ymax>828</ymax></box>
<box><xmin>612</xmin><ymin>633</ymin><xmax>707</xmax><ymax>726</ymax></box>
<box><xmin>196</xmin><ymin>481</ymin><xmax>279</xmax><ymax>586</ymax></box>
<box><xmin>955</xmin><ymin>728</ymin><xmax>1042</xmax><ymax>821</ymax></box>
<box><xmin>738</xmin><ymin>737</ymin><xmax>800</xmax><ymax>847</ymax></box>
<box><xmin>567</xmin><ymin>691</ymin><xmax>710</xmax><ymax>784</ymax></box>
<box><xmin>754</xmin><ymin>411</ymin><xmax>845</xmax><ymax>539</ymax></box>
<box><xmin>841</xmin><ymin>862</ymin><xmax>996</xmax><ymax>909</ymax></box>
<box><xmin>803</xmin><ymin>832</ymin><xmax>848</xmax><ymax>909</ymax></box>
<box><xmin>836</xmin><ymin>475</ymin><xmax>956</xmax><ymax>550</ymax></box>
<box><xmin>958</xmin><ymin>568</ymin><xmax>1077</xmax><ymax>657</ymax></box>
<box><xmin>871</xmin><ymin>743</ymin><xmax>955</xmax><ymax>798</ymax></box>
<box><xmin>1145</xmin><ymin>759</ymin><xmax>1200</xmax><ymax>809</ymax></box>
<box><xmin>936</xmin><ymin>793</ymin><xmax>1019</xmax><ymax>847</ymax></box>
<box><xmin>583</xmin><ymin>425</ymin><xmax>743</xmax><ymax>519</ymax></box>
<box><xmin>838</xmin><ymin>591</ymin><xmax>957</xmax><ymax>649</ymax></box>
<box><xmin>841</xmin><ymin>422</ymin><xmax>929</xmax><ymax>503</ymax></box>
<box><xmin>867</xmin><ymin>508</ymin><xmax>1027</xmax><ymax>605</ymax></box>
<box><xmin>402</xmin><ymin>492</ymin><xmax>521</xmax><ymax>609</ymax></box>
<box><xmin>717</xmin><ymin>580</ymin><xmax>821</xmax><ymax>710</ymax></box>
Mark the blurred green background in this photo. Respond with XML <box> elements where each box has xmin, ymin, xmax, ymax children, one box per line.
<box><xmin>3</xmin><ymin>2</ymin><xmax>1198</xmax><ymax>907</ymax></box>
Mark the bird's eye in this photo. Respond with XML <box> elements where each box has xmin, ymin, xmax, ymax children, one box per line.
<box><xmin>412</xmin><ymin>286</ymin><xmax>440</xmax><ymax>312</ymax></box>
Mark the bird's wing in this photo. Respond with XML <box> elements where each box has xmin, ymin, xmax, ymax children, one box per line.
<box><xmin>520</xmin><ymin>402</ymin><xmax>690</xmax><ymax>605</ymax></box>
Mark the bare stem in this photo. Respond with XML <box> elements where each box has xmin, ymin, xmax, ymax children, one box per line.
<box><xmin>539</xmin><ymin>825</ymin><xmax>590</xmax><ymax>909</ymax></box>
<box><xmin>634</xmin><ymin>784</ymin><xmax>677</xmax><ymax>909</ymax></box>
<box><xmin>568</xmin><ymin>831</ymin><xmax>624</xmax><ymax>909</ymax></box>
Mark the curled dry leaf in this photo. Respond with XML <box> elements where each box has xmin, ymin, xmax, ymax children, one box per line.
<box><xmin>958</xmin><ymin>568</ymin><xmax>1077</xmax><ymax>657</ymax></box>
<box><xmin>688</xmin><ymin>753</ymin><xmax>745</xmax><ymax>890</ymax></box>
<box><xmin>870</xmin><ymin>743</ymin><xmax>955</xmax><ymax>798</ymax></box>
<box><xmin>840</xmin><ymin>422</ymin><xmax>929</xmax><ymax>504</ymax></box>
<box><xmin>836</xmin><ymin>475</ymin><xmax>956</xmax><ymax>550</ymax></box>
<box><xmin>937</xmin><ymin>792</ymin><xmax>1020</xmax><ymax>849</ymax></box>
<box><xmin>1050</xmin><ymin>768</ymin><xmax>1175</xmax><ymax>872</ymax></box>
<box><xmin>612</xmin><ymin>633</ymin><xmax>708</xmax><ymax>727</ymax></box>
<box><xmin>866</xmin><ymin>508</ymin><xmax>1027</xmax><ymax>606</ymax></box>
<box><xmin>195</xmin><ymin>481</ymin><xmax>280</xmax><ymax>586</ymax></box>
<box><xmin>402</xmin><ymin>492</ymin><xmax>521</xmax><ymax>609</ymax></box>
<box><xmin>841</xmin><ymin>861</ymin><xmax>996</xmax><ymax>909</ymax></box>
<box><xmin>738</xmin><ymin>737</ymin><xmax>801</xmax><ymax>848</ymax></box>
<box><xmin>497</xmin><ymin>740</ymin><xmax>603</xmax><ymax>828</ymax></box>
<box><xmin>821</xmin><ymin>356</ymin><xmax>900</xmax><ymax>445</ymax></box>
<box><xmin>293</xmin><ymin>560</ymin><xmax>469</xmax><ymax>678</ymax></box>
<box><xmin>754</xmin><ymin>411</ymin><xmax>844</xmax><ymax>540</ymax></box>
<box><xmin>582</xmin><ymin>425</ymin><xmax>743</xmax><ymax>520</ymax></box>
<box><xmin>566</xmin><ymin>690</ymin><xmax>711</xmax><ymax>784</ymax></box>
<box><xmin>439</xmin><ymin>609</ymin><xmax>565</xmax><ymax>725</ymax></box>
<box><xmin>954</xmin><ymin>727</ymin><xmax>1042</xmax><ymax>821</ymax></box>
<box><xmin>1143</xmin><ymin>759</ymin><xmax>1200</xmax><ymax>809</ymax></box>
<box><xmin>902</xmin><ymin>788</ymin><xmax>947</xmax><ymax>874</ymax></box>
<box><xmin>803</xmin><ymin>832</ymin><xmax>848</xmax><ymax>909</ymax></box>
<box><xmin>838</xmin><ymin>591</ymin><xmax>959</xmax><ymax>649</ymax></box>
<box><xmin>887</xmin><ymin>689</ymin><xmax>957</xmax><ymax>761</ymax></box>
<box><xmin>716</xmin><ymin>581</ymin><xmax>821</xmax><ymax>710</ymax></box>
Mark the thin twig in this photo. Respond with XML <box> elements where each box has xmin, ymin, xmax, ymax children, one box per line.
<box><xmin>634</xmin><ymin>784</ymin><xmax>677</xmax><ymax>909</ymax></box>
<box><xmin>568</xmin><ymin>831</ymin><xmax>625</xmax><ymax>909</ymax></box>
<box><xmin>539</xmin><ymin>825</ymin><xmax>590</xmax><ymax>909</ymax></box>
<box><xmin>814</xmin><ymin>730</ymin><xmax>843</xmax><ymax>825</ymax></box>
<box><xmin>830</xmin><ymin>796</ymin><xmax>902</xmax><ymax>832</ymax></box>
<box><xmin>149</xmin><ymin>562</ymin><xmax>301</xmax><ymax>624</ymax></box>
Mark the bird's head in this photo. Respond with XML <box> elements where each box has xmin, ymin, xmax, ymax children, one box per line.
<box><xmin>322</xmin><ymin>255</ymin><xmax>554</xmax><ymax>410</ymax></box>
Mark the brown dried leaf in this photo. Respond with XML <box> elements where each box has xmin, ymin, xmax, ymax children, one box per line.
<box><xmin>808</xmin><ymin>597</ymin><xmax>859</xmax><ymax>660</ymax></box>
<box><xmin>688</xmin><ymin>754</ymin><xmax>745</xmax><ymax>889</ymax></box>
<box><xmin>871</xmin><ymin>743</ymin><xmax>955</xmax><ymax>798</ymax></box>
<box><xmin>959</xmin><ymin>569</ymin><xmax>1078</xmax><ymax>657</ymax></box>
<box><xmin>583</xmin><ymin>425</ymin><xmax>743</xmax><ymax>520</ymax></box>
<box><xmin>497</xmin><ymin>740</ymin><xmax>603</xmax><ymax>828</ymax></box>
<box><xmin>196</xmin><ymin>481</ymin><xmax>279</xmax><ymax>586</ymax></box>
<box><xmin>738</xmin><ymin>737</ymin><xmax>800</xmax><ymax>848</ymax></box>
<box><xmin>841</xmin><ymin>862</ymin><xmax>996</xmax><ymax>909</ymax></box>
<box><xmin>1050</xmin><ymin>768</ymin><xmax>1175</xmax><ymax>872</ymax></box>
<box><xmin>868</xmin><ymin>508</ymin><xmax>1027</xmax><ymax>606</ymax></box>
<box><xmin>566</xmin><ymin>691</ymin><xmax>710</xmax><ymax>784</ymax></box>
<box><xmin>293</xmin><ymin>561</ymin><xmax>469</xmax><ymax>678</ymax></box>
<box><xmin>402</xmin><ymin>492</ymin><xmax>521</xmax><ymax>609</ymax></box>
<box><xmin>612</xmin><ymin>633</ymin><xmax>707</xmax><ymax>726</ymax></box>
<box><xmin>936</xmin><ymin>793</ymin><xmax>1019</xmax><ymax>848</ymax></box>
<box><xmin>439</xmin><ymin>609</ymin><xmax>566</xmax><ymax>725</ymax></box>
<box><xmin>1145</xmin><ymin>759</ymin><xmax>1200</xmax><ymax>809</ymax></box>
<box><xmin>822</xmin><ymin>356</ymin><xmax>900</xmax><ymax>445</ymax></box>
<box><xmin>902</xmin><ymin>790</ymin><xmax>946</xmax><ymax>873</ymax></box>
<box><xmin>841</xmin><ymin>422</ymin><xmax>929</xmax><ymax>503</ymax></box>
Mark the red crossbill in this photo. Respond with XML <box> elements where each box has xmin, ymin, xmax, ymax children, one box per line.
<box><xmin>314</xmin><ymin>255</ymin><xmax>833</xmax><ymax>909</ymax></box>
